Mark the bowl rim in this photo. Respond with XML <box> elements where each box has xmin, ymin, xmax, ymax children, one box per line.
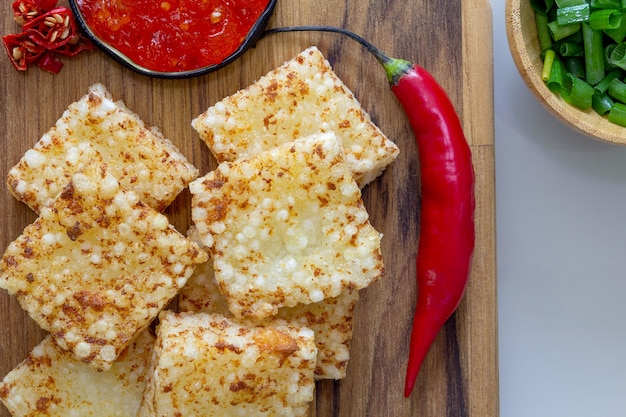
<box><xmin>68</xmin><ymin>0</ymin><xmax>278</xmax><ymax>79</ymax></box>
<box><xmin>506</xmin><ymin>0</ymin><xmax>626</xmax><ymax>145</ymax></box>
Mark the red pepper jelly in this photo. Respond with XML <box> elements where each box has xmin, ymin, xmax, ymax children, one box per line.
<box><xmin>75</xmin><ymin>0</ymin><xmax>271</xmax><ymax>72</ymax></box>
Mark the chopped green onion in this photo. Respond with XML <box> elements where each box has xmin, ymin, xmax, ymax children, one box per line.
<box><xmin>608</xmin><ymin>43</ymin><xmax>626</xmax><ymax>70</ymax></box>
<box><xmin>562</xmin><ymin>29</ymin><xmax>583</xmax><ymax>44</ymax></box>
<box><xmin>557</xmin><ymin>4</ymin><xmax>590</xmax><ymax>25</ymax></box>
<box><xmin>565</xmin><ymin>56</ymin><xmax>586</xmax><ymax>78</ymax></box>
<box><xmin>605</xmin><ymin>43</ymin><xmax>618</xmax><ymax>69</ymax></box>
<box><xmin>556</xmin><ymin>0</ymin><xmax>586</xmax><ymax>7</ymax></box>
<box><xmin>592</xmin><ymin>92</ymin><xmax>615</xmax><ymax>115</ymax></box>
<box><xmin>559</xmin><ymin>41</ymin><xmax>584</xmax><ymax>56</ymax></box>
<box><xmin>536</xmin><ymin>11</ymin><xmax>554</xmax><ymax>52</ymax></box>
<box><xmin>594</xmin><ymin>69</ymin><xmax>623</xmax><ymax>94</ymax></box>
<box><xmin>548</xmin><ymin>21</ymin><xmax>581</xmax><ymax>41</ymax></box>
<box><xmin>591</xmin><ymin>0</ymin><xmax>621</xmax><ymax>7</ymax></box>
<box><xmin>546</xmin><ymin>57</ymin><xmax>567</xmax><ymax>93</ymax></box>
<box><xmin>608</xmin><ymin>102</ymin><xmax>626</xmax><ymax>125</ymax></box>
<box><xmin>605</xmin><ymin>11</ymin><xmax>626</xmax><ymax>42</ymax></box>
<box><xmin>542</xmin><ymin>49</ymin><xmax>557</xmax><ymax>81</ymax></box>
<box><xmin>607</xmin><ymin>77</ymin><xmax>626</xmax><ymax>102</ymax></box>
<box><xmin>589</xmin><ymin>9</ymin><xmax>622</xmax><ymax>30</ymax></box>
<box><xmin>561</xmin><ymin>74</ymin><xmax>595</xmax><ymax>109</ymax></box>
<box><xmin>582</xmin><ymin>23</ymin><xmax>605</xmax><ymax>85</ymax></box>
<box><xmin>531</xmin><ymin>0</ymin><xmax>626</xmax><ymax>127</ymax></box>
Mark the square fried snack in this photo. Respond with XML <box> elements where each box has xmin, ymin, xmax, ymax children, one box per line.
<box><xmin>178</xmin><ymin>244</ymin><xmax>360</xmax><ymax>380</ymax></box>
<box><xmin>7</xmin><ymin>83</ymin><xmax>198</xmax><ymax>213</ymax></box>
<box><xmin>0</xmin><ymin>161</ymin><xmax>207</xmax><ymax>370</ymax></box>
<box><xmin>189</xmin><ymin>132</ymin><xmax>384</xmax><ymax>319</ymax></box>
<box><xmin>277</xmin><ymin>288</ymin><xmax>359</xmax><ymax>380</ymax></box>
<box><xmin>0</xmin><ymin>330</ymin><xmax>155</xmax><ymax>417</ymax></box>
<box><xmin>137</xmin><ymin>311</ymin><xmax>317</xmax><ymax>417</ymax></box>
<box><xmin>191</xmin><ymin>46</ymin><xmax>399</xmax><ymax>188</ymax></box>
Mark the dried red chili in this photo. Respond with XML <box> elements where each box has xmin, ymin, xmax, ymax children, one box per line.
<box><xmin>264</xmin><ymin>26</ymin><xmax>476</xmax><ymax>397</ymax></box>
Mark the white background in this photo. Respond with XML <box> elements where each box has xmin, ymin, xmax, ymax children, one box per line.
<box><xmin>493</xmin><ymin>1</ymin><xmax>626</xmax><ymax>416</ymax></box>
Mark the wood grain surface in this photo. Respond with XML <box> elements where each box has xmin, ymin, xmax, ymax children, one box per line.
<box><xmin>0</xmin><ymin>0</ymin><xmax>497</xmax><ymax>416</ymax></box>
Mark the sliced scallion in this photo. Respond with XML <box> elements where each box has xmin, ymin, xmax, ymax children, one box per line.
<box><xmin>582</xmin><ymin>23</ymin><xmax>605</xmax><ymax>85</ymax></box>
<box><xmin>590</xmin><ymin>0</ymin><xmax>621</xmax><ymax>8</ymax></box>
<box><xmin>535</xmin><ymin>11</ymin><xmax>554</xmax><ymax>51</ymax></box>
<box><xmin>565</xmin><ymin>56</ymin><xmax>586</xmax><ymax>78</ymax></box>
<box><xmin>542</xmin><ymin>49</ymin><xmax>557</xmax><ymax>81</ymax></box>
<box><xmin>608</xmin><ymin>42</ymin><xmax>626</xmax><ymax>70</ymax></box>
<box><xmin>605</xmin><ymin>11</ymin><xmax>626</xmax><ymax>42</ymax></box>
<box><xmin>607</xmin><ymin>77</ymin><xmax>626</xmax><ymax>102</ymax></box>
<box><xmin>594</xmin><ymin>69</ymin><xmax>622</xmax><ymax>94</ymax></box>
<box><xmin>547</xmin><ymin>57</ymin><xmax>567</xmax><ymax>93</ymax></box>
<box><xmin>561</xmin><ymin>74</ymin><xmax>595</xmax><ymax>109</ymax></box>
<box><xmin>605</xmin><ymin>43</ymin><xmax>618</xmax><ymax>69</ymax></box>
<box><xmin>589</xmin><ymin>9</ymin><xmax>622</xmax><ymax>30</ymax></box>
<box><xmin>592</xmin><ymin>92</ymin><xmax>615</xmax><ymax>115</ymax></box>
<box><xmin>532</xmin><ymin>0</ymin><xmax>626</xmax><ymax>128</ymax></box>
<box><xmin>555</xmin><ymin>0</ymin><xmax>586</xmax><ymax>7</ymax></box>
<box><xmin>557</xmin><ymin>4</ymin><xmax>590</xmax><ymax>25</ymax></box>
<box><xmin>562</xmin><ymin>29</ymin><xmax>583</xmax><ymax>44</ymax></box>
<box><xmin>608</xmin><ymin>102</ymin><xmax>626</xmax><ymax>125</ymax></box>
<box><xmin>548</xmin><ymin>21</ymin><xmax>582</xmax><ymax>41</ymax></box>
<box><xmin>559</xmin><ymin>41</ymin><xmax>584</xmax><ymax>56</ymax></box>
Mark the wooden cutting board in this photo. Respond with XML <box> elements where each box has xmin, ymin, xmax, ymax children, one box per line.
<box><xmin>0</xmin><ymin>0</ymin><xmax>497</xmax><ymax>416</ymax></box>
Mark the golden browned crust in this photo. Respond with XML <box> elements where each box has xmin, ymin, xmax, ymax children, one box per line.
<box><xmin>0</xmin><ymin>161</ymin><xmax>207</xmax><ymax>370</ymax></box>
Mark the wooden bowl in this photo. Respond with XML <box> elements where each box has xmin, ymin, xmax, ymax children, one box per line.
<box><xmin>506</xmin><ymin>0</ymin><xmax>626</xmax><ymax>144</ymax></box>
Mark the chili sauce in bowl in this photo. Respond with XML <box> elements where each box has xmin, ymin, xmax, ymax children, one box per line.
<box><xmin>69</xmin><ymin>0</ymin><xmax>277</xmax><ymax>78</ymax></box>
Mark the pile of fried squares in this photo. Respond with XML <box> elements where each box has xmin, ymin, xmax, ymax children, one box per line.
<box><xmin>0</xmin><ymin>46</ymin><xmax>399</xmax><ymax>416</ymax></box>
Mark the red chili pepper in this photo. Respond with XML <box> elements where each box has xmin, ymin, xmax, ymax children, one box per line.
<box><xmin>360</xmin><ymin>40</ymin><xmax>475</xmax><ymax>399</ymax></box>
<box><xmin>12</xmin><ymin>0</ymin><xmax>58</xmax><ymax>25</ymax></box>
<box><xmin>36</xmin><ymin>50</ymin><xmax>63</xmax><ymax>73</ymax></box>
<box><xmin>54</xmin><ymin>34</ymin><xmax>93</xmax><ymax>56</ymax></box>
<box><xmin>23</xmin><ymin>7</ymin><xmax>77</xmax><ymax>50</ymax></box>
<box><xmin>384</xmin><ymin>60</ymin><xmax>475</xmax><ymax>398</ymax></box>
<box><xmin>2</xmin><ymin>31</ymin><xmax>44</xmax><ymax>70</ymax></box>
<box><xmin>4</xmin><ymin>3</ymin><xmax>91</xmax><ymax>73</ymax></box>
<box><xmin>263</xmin><ymin>26</ymin><xmax>476</xmax><ymax>398</ymax></box>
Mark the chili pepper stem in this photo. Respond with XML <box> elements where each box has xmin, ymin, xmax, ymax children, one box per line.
<box><xmin>262</xmin><ymin>26</ymin><xmax>413</xmax><ymax>85</ymax></box>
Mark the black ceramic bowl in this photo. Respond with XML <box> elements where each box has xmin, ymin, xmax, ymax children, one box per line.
<box><xmin>68</xmin><ymin>0</ymin><xmax>278</xmax><ymax>79</ymax></box>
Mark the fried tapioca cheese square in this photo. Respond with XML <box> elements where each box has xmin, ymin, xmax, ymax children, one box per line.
<box><xmin>7</xmin><ymin>83</ymin><xmax>198</xmax><ymax>213</ymax></box>
<box><xmin>277</xmin><ymin>288</ymin><xmax>359</xmax><ymax>380</ymax></box>
<box><xmin>178</xmin><ymin>258</ymin><xmax>360</xmax><ymax>380</ymax></box>
<box><xmin>137</xmin><ymin>311</ymin><xmax>317</xmax><ymax>417</ymax></box>
<box><xmin>0</xmin><ymin>162</ymin><xmax>207</xmax><ymax>370</ymax></box>
<box><xmin>191</xmin><ymin>46</ymin><xmax>399</xmax><ymax>188</ymax></box>
<box><xmin>189</xmin><ymin>132</ymin><xmax>384</xmax><ymax>319</ymax></box>
<box><xmin>0</xmin><ymin>330</ymin><xmax>155</xmax><ymax>417</ymax></box>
